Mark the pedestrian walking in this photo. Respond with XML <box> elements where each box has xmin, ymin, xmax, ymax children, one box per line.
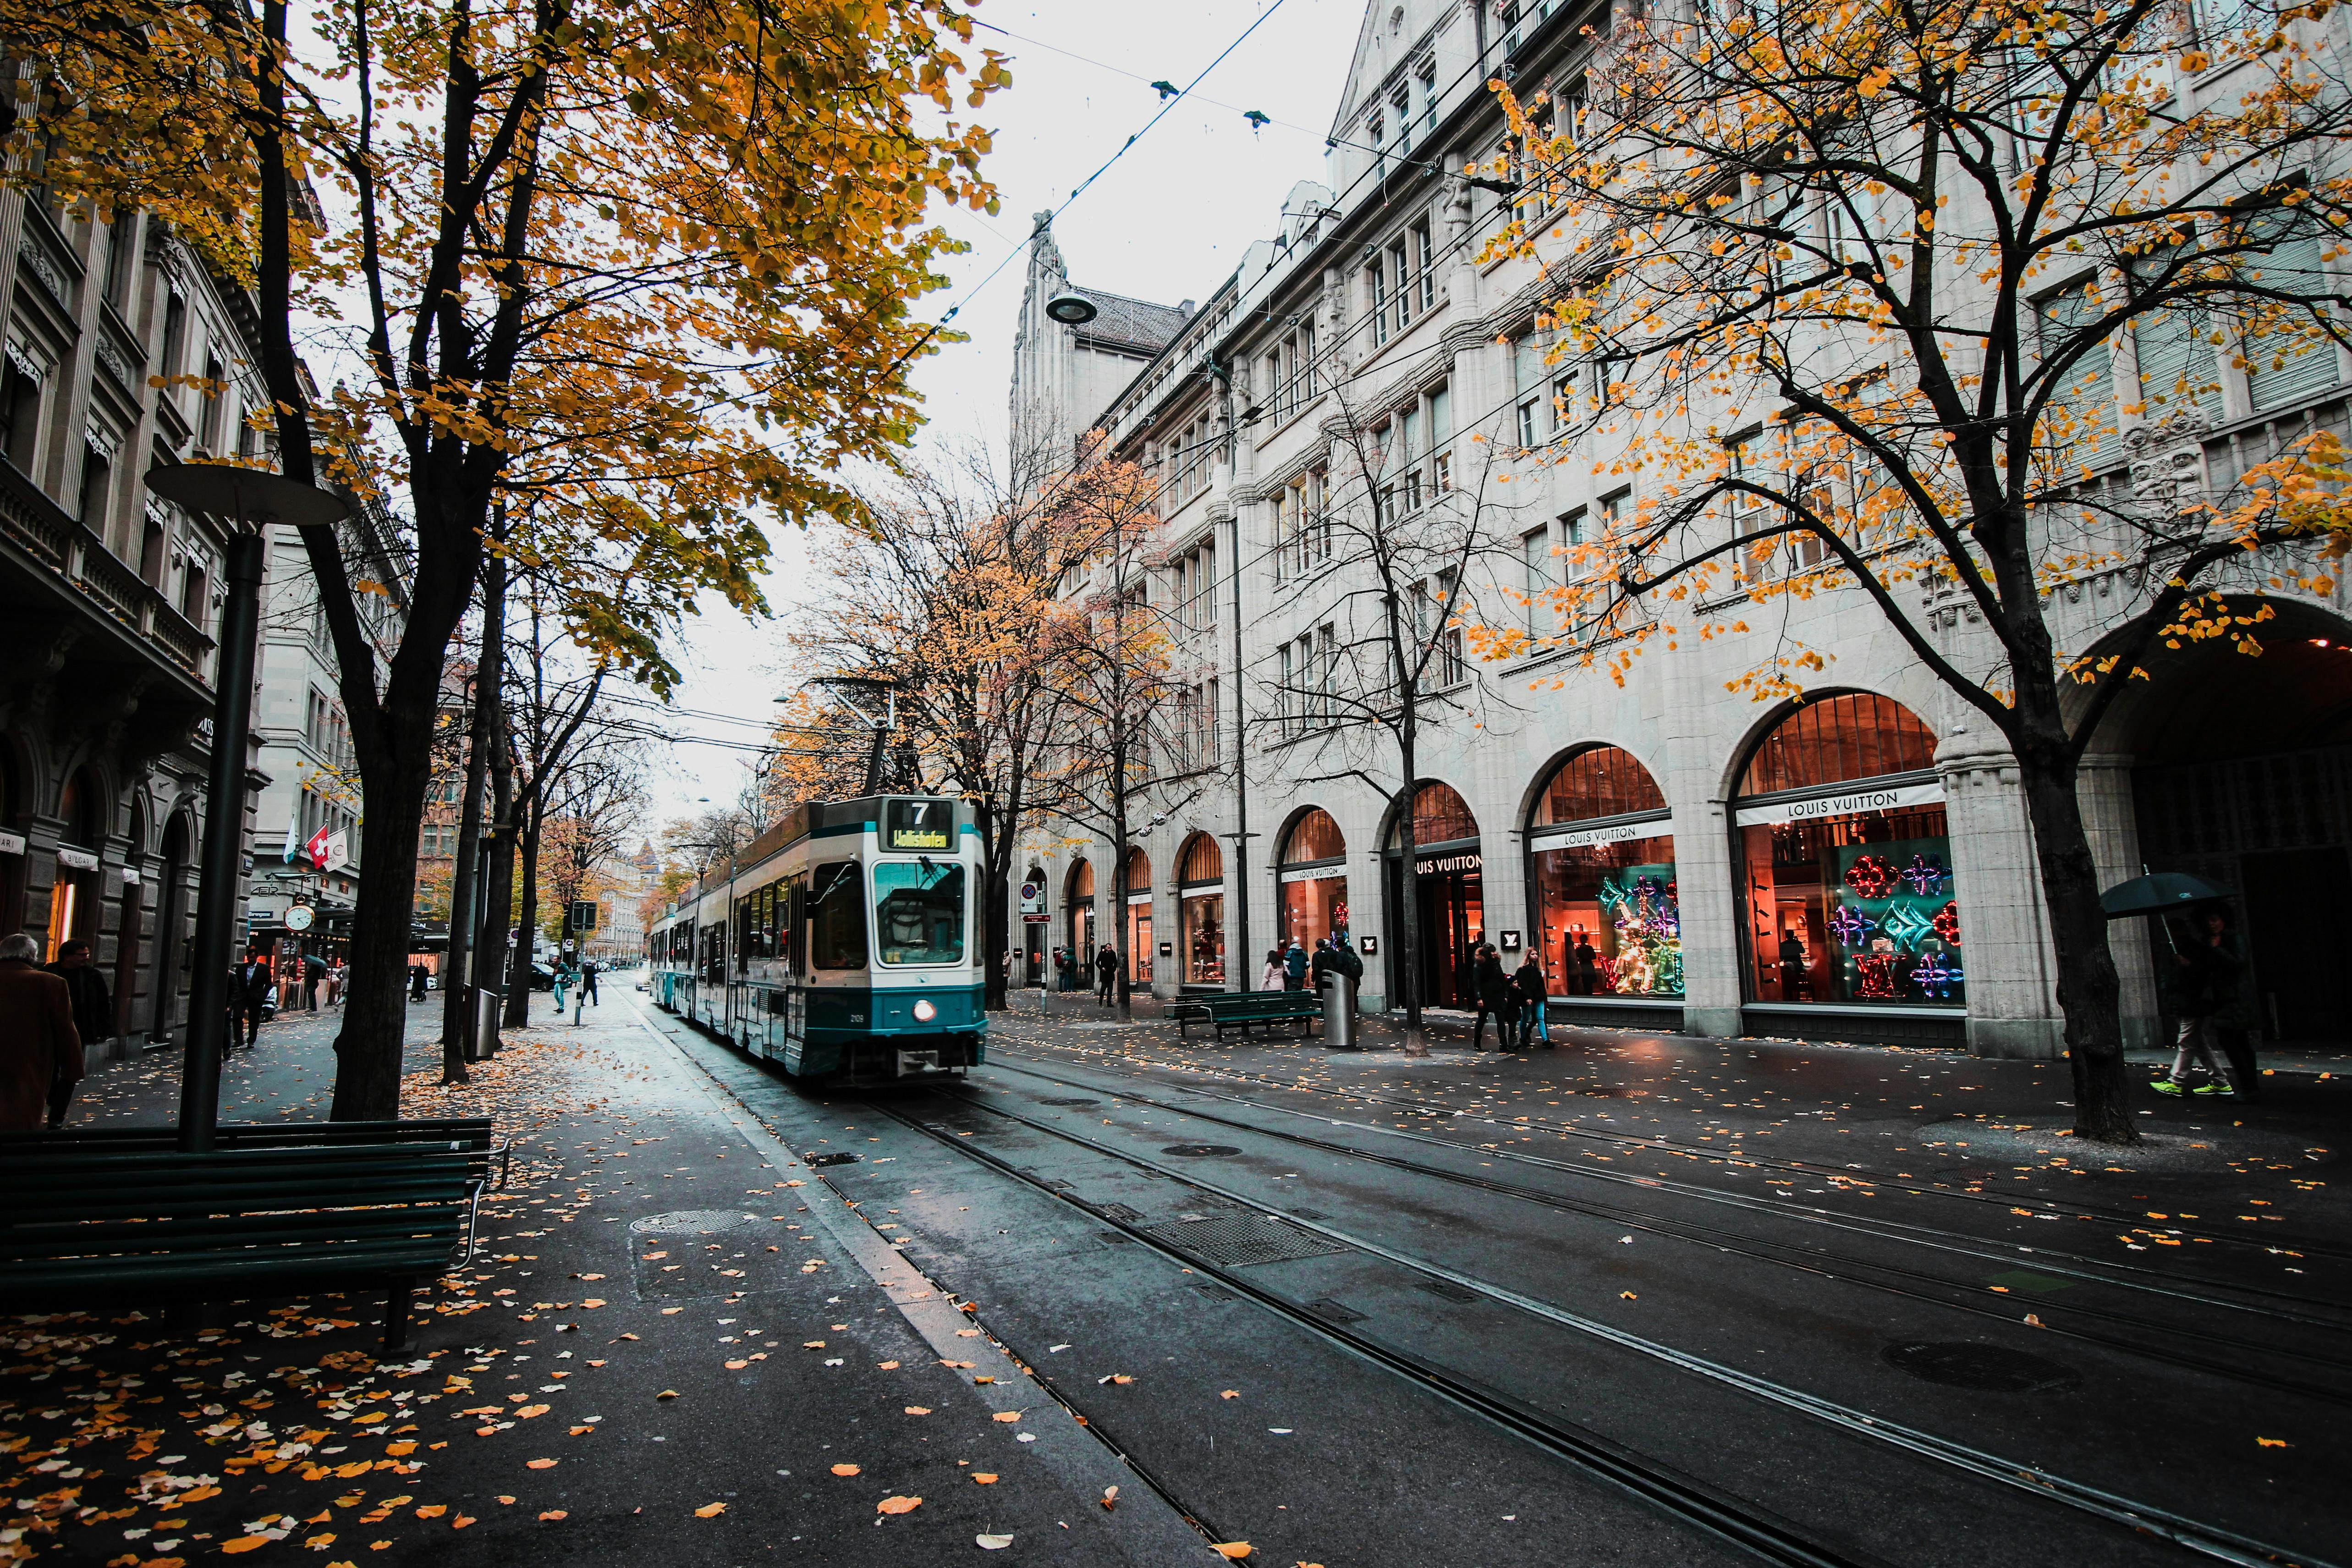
<box><xmin>49</xmin><ymin>939</ymin><xmax>114</xmax><ymax>1062</ymax></box>
<box><xmin>554</xmin><ymin>956</ymin><xmax>577</xmax><ymax>1015</ymax></box>
<box><xmin>329</xmin><ymin>960</ymin><xmax>347</xmax><ymax>1006</ymax></box>
<box><xmin>1259</xmin><ymin>947</ymin><xmax>1286</xmax><ymax>991</ymax></box>
<box><xmin>303</xmin><ymin>951</ymin><xmax>327</xmax><ymax>1011</ymax></box>
<box><xmin>1094</xmin><ymin>943</ymin><xmax>1118</xmax><ymax>1005</ymax></box>
<box><xmin>408</xmin><ymin>963</ymin><xmax>429</xmax><ymax>1002</ymax></box>
<box><xmin>1282</xmin><ymin>939</ymin><xmax>1308</xmax><ymax>992</ymax></box>
<box><xmin>2155</xmin><ymin>906</ymin><xmax>2242</xmax><ymax>1098</ymax></box>
<box><xmin>582</xmin><ymin>959</ymin><xmax>601</xmax><ymax>1007</ymax></box>
<box><xmin>1472</xmin><ymin>944</ymin><xmax>1510</xmax><ymax>1049</ymax></box>
<box><xmin>231</xmin><ymin>948</ymin><xmax>272</xmax><ymax>1048</ymax></box>
<box><xmin>0</xmin><ymin>933</ymin><xmax>81</xmax><ymax>1131</ymax></box>
<box><xmin>1574</xmin><ymin>933</ymin><xmax>1602</xmax><ymax>997</ymax></box>
<box><xmin>1513</xmin><ymin>953</ymin><xmax>1552</xmax><ymax>1049</ymax></box>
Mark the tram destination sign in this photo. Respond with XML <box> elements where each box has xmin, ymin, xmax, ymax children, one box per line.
<box><xmin>885</xmin><ymin>799</ymin><xmax>952</xmax><ymax>851</ymax></box>
<box><xmin>1734</xmin><ymin>781</ymin><xmax>1944</xmax><ymax>828</ymax></box>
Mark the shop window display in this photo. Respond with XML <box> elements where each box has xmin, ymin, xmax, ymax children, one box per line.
<box><xmin>1278</xmin><ymin>809</ymin><xmax>1349</xmax><ymax>952</ymax></box>
<box><xmin>1733</xmin><ymin>695</ymin><xmax>1961</xmax><ymax>1008</ymax></box>
<box><xmin>1123</xmin><ymin>847</ymin><xmax>1153</xmax><ymax>983</ymax></box>
<box><xmin>1178</xmin><ymin>833</ymin><xmax>1226</xmax><ymax>985</ymax></box>
<box><xmin>1526</xmin><ymin>747</ymin><xmax>1680</xmax><ymax>997</ymax></box>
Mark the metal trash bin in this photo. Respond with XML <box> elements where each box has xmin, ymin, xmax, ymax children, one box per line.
<box><xmin>1321</xmin><ymin>972</ymin><xmax>1357</xmax><ymax>1050</ymax></box>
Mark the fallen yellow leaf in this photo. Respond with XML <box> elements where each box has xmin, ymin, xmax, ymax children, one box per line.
<box><xmin>971</xmin><ymin>1474</ymin><xmax>998</xmax><ymax>1485</ymax></box>
<box><xmin>1102</xmin><ymin>1485</ymin><xmax>1120</xmax><ymax>1510</ymax></box>
<box><xmin>352</xmin><ymin>1413</ymin><xmax>388</xmax><ymax>1425</ymax></box>
<box><xmin>1220</xmin><ymin>1390</ymin><xmax>1240</xmax><ymax>1400</ymax></box>
<box><xmin>660</xmin><ymin>1308</ymin><xmax>683</xmax><ymax>1316</ymax></box>
<box><xmin>568</xmin><ymin>1425</ymin><xmax>593</xmax><ymax>1436</ymax></box>
<box><xmin>783</xmin><ymin>1179</ymin><xmax>805</xmax><ymax>1187</ymax></box>
<box><xmin>694</xmin><ymin>1503</ymin><xmax>727</xmax><ymax>1518</ymax></box>
<box><xmin>527</xmin><ymin>1459</ymin><xmax>558</xmax><ymax>1470</ymax></box>
<box><xmin>1620</xmin><ymin>1292</ymin><xmax>1638</xmax><ymax>1300</ymax></box>
<box><xmin>830</xmin><ymin>1463</ymin><xmax>861</xmax><ymax>1477</ymax></box>
<box><xmin>1110</xmin><ymin>1375</ymin><xmax>1135</xmax><ymax>1385</ymax></box>
<box><xmin>586</xmin><ymin>1359</ymin><xmax>607</xmax><ymax>1367</ymax></box>
<box><xmin>2257</xmin><ymin>1437</ymin><xmax>2289</xmax><ymax>1448</ymax></box>
<box><xmin>517</xmin><ymin>1405</ymin><xmax>549</xmax><ymax>1418</ymax></box>
<box><xmin>724</xmin><ymin>1360</ymin><xmax>749</xmax><ymax>1370</ymax></box>
<box><xmin>452</xmin><ymin>1517</ymin><xmax>474</xmax><ymax>1529</ymax></box>
<box><xmin>495</xmin><ymin>1496</ymin><xmax>516</xmax><ymax>1506</ymax></box>
<box><xmin>991</xmin><ymin>1411</ymin><xmax>1022</xmax><ymax>1424</ymax></box>
<box><xmin>978</xmin><ymin>1533</ymin><xmax>1013</xmax><ymax>1550</ymax></box>
<box><xmin>415</xmin><ymin>1505</ymin><xmax>446</xmax><ymax>1519</ymax></box>
<box><xmin>384</xmin><ymin>1443</ymin><xmax>416</xmax><ymax>1457</ymax></box>
<box><xmin>1211</xmin><ymin>1544</ymin><xmax>1252</xmax><ymax>1560</ymax></box>
<box><xmin>182</xmin><ymin>1485</ymin><xmax>223</xmax><ymax>1502</ymax></box>
<box><xmin>656</xmin><ymin>1390</ymin><xmax>679</xmax><ymax>1400</ymax></box>
<box><xmin>878</xmin><ymin>1360</ymin><xmax>901</xmax><ymax>1370</ymax></box>
<box><xmin>582</xmin><ymin>1299</ymin><xmax>605</xmax><ymax>1309</ymax></box>
<box><xmin>974</xmin><ymin>1375</ymin><xmax>995</xmax><ymax>1385</ymax></box>
<box><xmin>876</xmin><ymin>1496</ymin><xmax>922</xmax><ymax>1515</ymax></box>
<box><xmin>956</xmin><ymin>1329</ymin><xmax>980</xmax><ymax>1338</ymax></box>
<box><xmin>904</xmin><ymin>1406</ymin><xmax>932</xmax><ymax>1416</ymax></box>
<box><xmin>539</xmin><ymin>1510</ymin><xmax>567</xmax><ymax>1521</ymax></box>
<box><xmin>803</xmin><ymin>1341</ymin><xmax>827</xmax><ymax>1349</ymax></box>
<box><xmin>222</xmin><ymin>1538</ymin><xmax>270</xmax><ymax>1555</ymax></box>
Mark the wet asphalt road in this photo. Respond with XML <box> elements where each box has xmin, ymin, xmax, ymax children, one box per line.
<box><xmin>16</xmin><ymin>984</ymin><xmax>2347</xmax><ymax>1567</ymax></box>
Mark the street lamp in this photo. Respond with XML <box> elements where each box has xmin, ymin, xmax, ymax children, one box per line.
<box><xmin>144</xmin><ymin>463</ymin><xmax>348</xmax><ymax>1152</ymax></box>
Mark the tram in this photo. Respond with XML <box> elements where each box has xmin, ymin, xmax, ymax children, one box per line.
<box><xmin>644</xmin><ymin>794</ymin><xmax>984</xmax><ymax>1082</ymax></box>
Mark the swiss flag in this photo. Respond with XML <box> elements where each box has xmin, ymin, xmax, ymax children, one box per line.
<box><xmin>304</xmin><ymin>823</ymin><xmax>332</xmax><ymax>869</ymax></box>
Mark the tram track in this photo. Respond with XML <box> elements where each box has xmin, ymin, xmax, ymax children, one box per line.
<box><xmin>876</xmin><ymin>1080</ymin><xmax>2341</xmax><ymax>1568</ymax></box>
<box><xmin>981</xmin><ymin>1056</ymin><xmax>2352</xmax><ymax>1363</ymax></box>
<box><xmin>1000</xmin><ymin>1034</ymin><xmax>2351</xmax><ymax>1268</ymax></box>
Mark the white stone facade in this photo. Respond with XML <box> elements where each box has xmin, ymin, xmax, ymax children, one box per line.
<box><xmin>1008</xmin><ymin>0</ymin><xmax>2352</xmax><ymax>1057</ymax></box>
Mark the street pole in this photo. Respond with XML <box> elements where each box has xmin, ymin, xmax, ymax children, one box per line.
<box><xmin>175</xmin><ymin>532</ymin><xmax>263</xmax><ymax>1150</ymax></box>
<box><xmin>145</xmin><ymin>465</ymin><xmax>347</xmax><ymax>1153</ymax></box>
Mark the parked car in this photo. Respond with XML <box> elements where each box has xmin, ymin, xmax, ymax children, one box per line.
<box><xmin>530</xmin><ymin>961</ymin><xmax>556</xmax><ymax>992</ymax></box>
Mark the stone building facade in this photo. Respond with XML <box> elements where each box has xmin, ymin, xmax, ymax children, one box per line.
<box><xmin>0</xmin><ymin>188</ymin><xmax>271</xmax><ymax>1058</ymax></box>
<box><xmin>1009</xmin><ymin>0</ymin><xmax>2352</xmax><ymax>1057</ymax></box>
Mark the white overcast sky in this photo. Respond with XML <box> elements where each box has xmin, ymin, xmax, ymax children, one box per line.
<box><xmin>644</xmin><ymin>0</ymin><xmax>1363</xmax><ymax>830</ymax></box>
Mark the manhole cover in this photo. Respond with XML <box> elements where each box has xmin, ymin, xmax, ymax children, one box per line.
<box><xmin>1142</xmin><ymin>1214</ymin><xmax>1350</xmax><ymax>1267</ymax></box>
<box><xmin>629</xmin><ymin>1210</ymin><xmax>756</xmax><ymax>1236</ymax></box>
<box><xmin>1161</xmin><ymin>1144</ymin><xmax>1242</xmax><ymax>1157</ymax></box>
<box><xmin>803</xmin><ymin>1151</ymin><xmax>859</xmax><ymax>1167</ymax></box>
<box><xmin>1884</xmin><ymin>1341</ymin><xmax>2080</xmax><ymax>1393</ymax></box>
<box><xmin>1039</xmin><ymin>1098</ymin><xmax>1100</xmax><ymax>1107</ymax></box>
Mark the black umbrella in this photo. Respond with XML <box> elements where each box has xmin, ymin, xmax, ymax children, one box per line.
<box><xmin>2099</xmin><ymin>871</ymin><xmax>2233</xmax><ymax>919</ymax></box>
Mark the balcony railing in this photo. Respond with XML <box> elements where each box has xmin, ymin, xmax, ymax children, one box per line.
<box><xmin>0</xmin><ymin>458</ymin><xmax>216</xmax><ymax>685</ymax></box>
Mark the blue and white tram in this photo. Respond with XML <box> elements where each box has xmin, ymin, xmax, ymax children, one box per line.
<box><xmin>645</xmin><ymin>794</ymin><xmax>985</xmax><ymax>1081</ymax></box>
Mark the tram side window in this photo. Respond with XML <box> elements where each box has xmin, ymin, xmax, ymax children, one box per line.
<box><xmin>809</xmin><ymin>862</ymin><xmax>868</xmax><ymax>970</ymax></box>
<box><xmin>874</xmin><ymin>859</ymin><xmax>966</xmax><ymax>965</ymax></box>
<box><xmin>782</xmin><ymin>874</ymin><xmax>804</xmax><ymax>977</ymax></box>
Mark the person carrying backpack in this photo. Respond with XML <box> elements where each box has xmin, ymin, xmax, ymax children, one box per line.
<box><xmin>1513</xmin><ymin>953</ymin><xmax>1551</xmax><ymax>1049</ymax></box>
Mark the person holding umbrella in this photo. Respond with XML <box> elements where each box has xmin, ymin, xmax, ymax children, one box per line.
<box><xmin>2155</xmin><ymin>905</ymin><xmax>2245</xmax><ymax>1099</ymax></box>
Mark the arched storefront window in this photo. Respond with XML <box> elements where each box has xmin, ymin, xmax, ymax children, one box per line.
<box><xmin>1383</xmin><ymin>781</ymin><xmax>1482</xmax><ymax>1009</ymax></box>
<box><xmin>1066</xmin><ymin>858</ymin><xmax>1096</xmax><ymax>968</ymax></box>
<box><xmin>1526</xmin><ymin>746</ymin><xmax>1680</xmax><ymax>999</ymax></box>
<box><xmin>1732</xmin><ymin>693</ymin><xmax>1960</xmax><ymax>1009</ymax></box>
<box><xmin>1176</xmin><ymin>833</ymin><xmax>1225</xmax><ymax>987</ymax></box>
<box><xmin>1123</xmin><ymin>846</ymin><xmax>1154</xmax><ymax>984</ymax></box>
<box><xmin>1277</xmin><ymin>808</ymin><xmax>1349</xmax><ymax>955</ymax></box>
<box><xmin>49</xmin><ymin>767</ymin><xmax>102</xmax><ymax>962</ymax></box>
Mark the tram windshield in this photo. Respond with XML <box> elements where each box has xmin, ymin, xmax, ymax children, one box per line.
<box><xmin>873</xmin><ymin>858</ymin><xmax>967</xmax><ymax>966</ymax></box>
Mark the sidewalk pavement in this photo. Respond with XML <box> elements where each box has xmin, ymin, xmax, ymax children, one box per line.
<box><xmin>5</xmin><ymin>990</ymin><xmax>1219</xmax><ymax>1566</ymax></box>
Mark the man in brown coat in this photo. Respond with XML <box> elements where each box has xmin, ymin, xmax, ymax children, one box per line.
<box><xmin>0</xmin><ymin>931</ymin><xmax>82</xmax><ymax>1130</ymax></box>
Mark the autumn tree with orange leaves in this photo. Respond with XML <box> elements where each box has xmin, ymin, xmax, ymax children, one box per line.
<box><xmin>796</xmin><ymin>442</ymin><xmax>1151</xmax><ymax>1009</ymax></box>
<box><xmin>5</xmin><ymin>0</ymin><xmax>1005</xmax><ymax>1116</ymax></box>
<box><xmin>1467</xmin><ymin>0</ymin><xmax>2352</xmax><ymax>1139</ymax></box>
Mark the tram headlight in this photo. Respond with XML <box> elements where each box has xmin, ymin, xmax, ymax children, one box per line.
<box><xmin>912</xmin><ymin>997</ymin><xmax>937</xmax><ymax>1023</ymax></box>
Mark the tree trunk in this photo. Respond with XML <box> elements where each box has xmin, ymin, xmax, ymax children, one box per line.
<box><xmin>440</xmin><ymin>553</ymin><xmax>506</xmax><ymax>1075</ymax></box>
<box><xmin>479</xmin><ymin>704</ymin><xmax>517</xmax><ymax>1056</ymax></box>
<box><xmin>329</xmin><ymin>705</ymin><xmax>437</xmax><ymax>1119</ymax></box>
<box><xmin>2014</xmin><ymin>744</ymin><xmax>2140</xmax><ymax>1144</ymax></box>
<box><xmin>506</xmin><ymin>813</ymin><xmax>543</xmax><ymax>1029</ymax></box>
<box><xmin>1396</xmin><ymin>720</ymin><xmax>1426</xmax><ymax>1057</ymax></box>
<box><xmin>1111</xmin><ymin>805</ymin><xmax>1132</xmax><ymax>1024</ymax></box>
<box><xmin>978</xmin><ymin>801</ymin><xmax>1010</xmax><ymax>1011</ymax></box>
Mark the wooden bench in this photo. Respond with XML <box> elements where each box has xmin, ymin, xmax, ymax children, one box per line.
<box><xmin>0</xmin><ymin>1141</ymin><xmax>486</xmax><ymax>1351</ymax></box>
<box><xmin>1173</xmin><ymin>990</ymin><xmax>1322</xmax><ymax>1040</ymax></box>
<box><xmin>0</xmin><ymin>1117</ymin><xmax>509</xmax><ymax>1191</ymax></box>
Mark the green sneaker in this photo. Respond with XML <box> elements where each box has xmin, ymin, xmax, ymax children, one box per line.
<box><xmin>2190</xmin><ymin>1081</ymin><xmax>2236</xmax><ymax>1097</ymax></box>
<box><xmin>2150</xmin><ymin>1078</ymin><xmax>2185</xmax><ymax>1096</ymax></box>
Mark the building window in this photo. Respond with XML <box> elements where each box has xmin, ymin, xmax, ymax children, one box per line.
<box><xmin>1527</xmin><ymin>745</ymin><xmax>1678</xmax><ymax>998</ymax></box>
<box><xmin>1414</xmin><ymin>221</ymin><xmax>1435</xmax><ymax>313</ymax></box>
<box><xmin>200</xmin><ymin>353</ymin><xmax>227</xmax><ymax>452</ymax></box>
<box><xmin>1</xmin><ymin>360</ymin><xmax>44</xmax><ymax>472</ymax></box>
<box><xmin>77</xmin><ymin>445</ymin><xmax>111</xmax><ymax>533</ymax></box>
<box><xmin>1369</xmin><ymin>113</ymin><xmax>1384</xmax><ymax>181</ymax></box>
<box><xmin>1176</xmin><ymin>537</ymin><xmax>1218</xmax><ymax>632</ymax></box>
<box><xmin>1176</xmin><ymin>832</ymin><xmax>1225</xmax><ymax>986</ymax></box>
<box><xmin>1123</xmin><ymin>847</ymin><xmax>1153</xmax><ymax>984</ymax></box>
<box><xmin>1369</xmin><ymin>254</ymin><xmax>1390</xmax><ymax>347</ymax></box>
<box><xmin>1276</xmin><ymin>808</ymin><xmax>1349</xmax><ymax>954</ymax></box>
<box><xmin>1733</xmin><ymin>693</ymin><xmax>1958</xmax><ymax>1009</ymax></box>
<box><xmin>1387</xmin><ymin>236</ymin><xmax>1412</xmax><ymax>339</ymax></box>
